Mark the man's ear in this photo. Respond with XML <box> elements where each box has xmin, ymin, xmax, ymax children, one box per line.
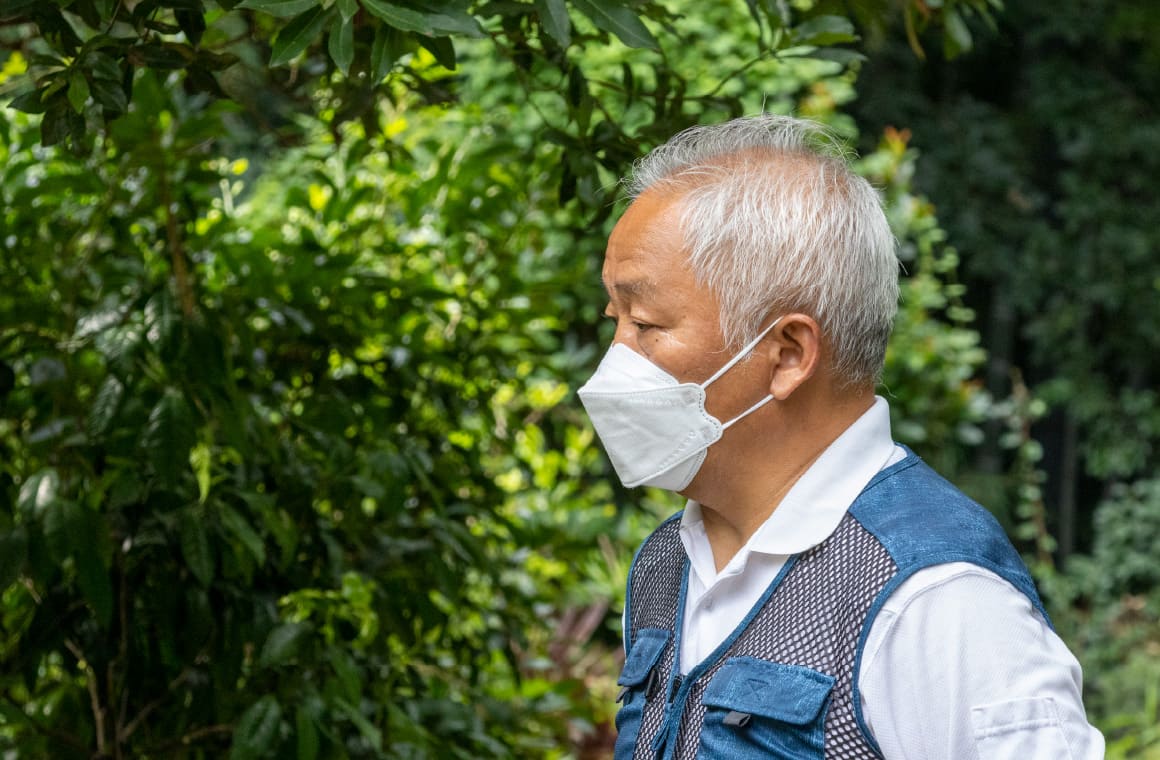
<box><xmin>761</xmin><ymin>313</ymin><xmax>822</xmax><ymax>400</ymax></box>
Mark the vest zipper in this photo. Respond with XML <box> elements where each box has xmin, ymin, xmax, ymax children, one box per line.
<box><xmin>668</xmin><ymin>674</ymin><xmax>683</xmax><ymax>703</ymax></box>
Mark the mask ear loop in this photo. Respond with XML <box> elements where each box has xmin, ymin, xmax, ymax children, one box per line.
<box><xmin>702</xmin><ymin>316</ymin><xmax>783</xmax><ymax>431</ymax></box>
<box><xmin>700</xmin><ymin>316</ymin><xmax>783</xmax><ymax>388</ymax></box>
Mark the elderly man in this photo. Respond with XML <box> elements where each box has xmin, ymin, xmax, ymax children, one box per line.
<box><xmin>578</xmin><ymin>116</ymin><xmax>1103</xmax><ymax>759</ymax></box>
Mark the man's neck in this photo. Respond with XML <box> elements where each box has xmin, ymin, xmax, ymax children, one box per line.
<box><xmin>688</xmin><ymin>390</ymin><xmax>875</xmax><ymax>573</ymax></box>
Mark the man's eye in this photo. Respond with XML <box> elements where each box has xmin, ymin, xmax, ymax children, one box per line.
<box><xmin>634</xmin><ymin>321</ymin><xmax>654</xmax><ymax>332</ymax></box>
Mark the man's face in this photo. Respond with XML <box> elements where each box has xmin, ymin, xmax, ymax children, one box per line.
<box><xmin>601</xmin><ymin>189</ymin><xmax>774</xmax><ymax>428</ymax></box>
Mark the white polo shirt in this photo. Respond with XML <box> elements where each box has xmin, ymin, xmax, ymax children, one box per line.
<box><xmin>672</xmin><ymin>397</ymin><xmax>1104</xmax><ymax>759</ymax></box>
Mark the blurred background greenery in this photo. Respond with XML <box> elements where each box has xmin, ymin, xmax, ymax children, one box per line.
<box><xmin>0</xmin><ymin>0</ymin><xmax>1156</xmax><ymax>757</ymax></box>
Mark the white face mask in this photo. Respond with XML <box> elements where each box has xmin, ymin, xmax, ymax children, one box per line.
<box><xmin>577</xmin><ymin>318</ymin><xmax>782</xmax><ymax>491</ymax></box>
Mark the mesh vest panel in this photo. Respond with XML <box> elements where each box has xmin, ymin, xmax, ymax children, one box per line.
<box><xmin>624</xmin><ymin>513</ymin><xmax>895</xmax><ymax>759</ymax></box>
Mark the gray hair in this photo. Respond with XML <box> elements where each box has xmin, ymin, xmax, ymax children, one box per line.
<box><xmin>624</xmin><ymin>115</ymin><xmax>899</xmax><ymax>388</ymax></box>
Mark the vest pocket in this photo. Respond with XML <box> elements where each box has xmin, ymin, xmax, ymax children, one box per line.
<box><xmin>614</xmin><ymin>628</ymin><xmax>671</xmax><ymax>759</ymax></box>
<box><xmin>697</xmin><ymin>657</ymin><xmax>834</xmax><ymax>760</ymax></box>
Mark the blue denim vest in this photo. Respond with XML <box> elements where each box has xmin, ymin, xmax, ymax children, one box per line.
<box><xmin>615</xmin><ymin>451</ymin><xmax>1048</xmax><ymax>760</ymax></box>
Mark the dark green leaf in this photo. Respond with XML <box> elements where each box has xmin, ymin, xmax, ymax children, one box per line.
<box><xmin>0</xmin><ymin>527</ymin><xmax>28</xmax><ymax>590</ymax></box>
<box><xmin>72</xmin><ymin>510</ymin><xmax>112</xmax><ymax>627</ymax></box>
<box><xmin>362</xmin><ymin>0</ymin><xmax>432</xmax><ymax>34</ymax></box>
<box><xmin>41</xmin><ymin>498</ymin><xmax>71</xmax><ymax>562</ymax></box>
<box><xmin>176</xmin><ymin>8</ymin><xmax>207</xmax><ymax>46</ymax></box>
<box><xmin>90</xmin><ymin>78</ymin><xmax>128</xmax><ymax>114</ymax></box>
<box><xmin>336</xmin><ymin>0</ymin><xmax>357</xmax><ymax>22</ymax></box>
<box><xmin>328</xmin><ymin>17</ymin><xmax>354</xmax><ymax>75</ymax></box>
<box><xmin>230</xmin><ymin>696</ymin><xmax>283</xmax><ymax>760</ymax></box>
<box><xmin>144</xmin><ymin>390</ymin><xmax>196</xmax><ymax>489</ymax></box>
<box><xmin>295</xmin><ymin>705</ymin><xmax>320</xmax><ymax>760</ymax></box>
<box><xmin>258</xmin><ymin>622</ymin><xmax>309</xmax><ymax>667</ymax></box>
<box><xmin>67</xmin><ymin>71</ymin><xmax>90</xmax><ymax>113</ymax></box>
<box><xmin>179</xmin><ymin>508</ymin><xmax>215</xmax><ymax>585</ymax></box>
<box><xmin>269</xmin><ymin>5</ymin><xmax>333</xmax><ymax>66</ymax></box>
<box><xmin>235</xmin><ymin>0</ymin><xmax>317</xmax><ymax>17</ymax></box>
<box><xmin>87</xmin><ymin>376</ymin><xmax>125</xmax><ymax>436</ymax></box>
<box><xmin>0</xmin><ymin>0</ymin><xmax>41</xmax><ymax>20</ymax></box>
<box><xmin>534</xmin><ymin>0</ymin><xmax>570</xmax><ymax>48</ymax></box>
<box><xmin>86</xmin><ymin>51</ymin><xmax>123</xmax><ymax>82</ymax></box>
<box><xmin>370</xmin><ymin>24</ymin><xmax>411</xmax><ymax>80</ymax></box>
<box><xmin>134</xmin><ymin>41</ymin><xmax>196</xmax><ymax>70</ymax></box>
<box><xmin>570</xmin><ymin>0</ymin><xmax>657</xmax><ymax>49</ymax></box>
<box><xmin>221</xmin><ymin>505</ymin><xmax>266</xmax><ymax>566</ymax></box>
<box><xmin>8</xmin><ymin>89</ymin><xmax>48</xmax><ymax>114</ymax></box>
<box><xmin>40</xmin><ymin>102</ymin><xmax>73</xmax><ymax>147</ymax></box>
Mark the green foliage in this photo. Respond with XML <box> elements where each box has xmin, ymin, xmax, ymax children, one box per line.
<box><xmin>1</xmin><ymin>0</ymin><xmax>1139</xmax><ymax>756</ymax></box>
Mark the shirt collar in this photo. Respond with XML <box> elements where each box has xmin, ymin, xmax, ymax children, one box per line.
<box><xmin>679</xmin><ymin>396</ymin><xmax>899</xmax><ymax>574</ymax></box>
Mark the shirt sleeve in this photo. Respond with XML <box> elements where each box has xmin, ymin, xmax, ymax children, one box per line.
<box><xmin>858</xmin><ymin>562</ymin><xmax>1105</xmax><ymax>760</ymax></box>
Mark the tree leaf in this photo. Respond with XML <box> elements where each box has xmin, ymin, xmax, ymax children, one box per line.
<box><xmin>370</xmin><ymin>24</ymin><xmax>411</xmax><ymax>80</ymax></box>
<box><xmin>570</xmin><ymin>0</ymin><xmax>656</xmax><ymax>49</ymax></box>
<box><xmin>336</xmin><ymin>0</ymin><xmax>357</xmax><ymax>22</ymax></box>
<box><xmin>258</xmin><ymin>622</ymin><xmax>309</xmax><ymax>667</ymax></box>
<box><xmin>236</xmin><ymin>0</ymin><xmax>318</xmax><ymax>17</ymax></box>
<box><xmin>362</xmin><ymin>0</ymin><xmax>432</xmax><ymax>34</ymax></box>
<box><xmin>72</xmin><ymin>511</ymin><xmax>113</xmax><ymax>627</ymax></box>
<box><xmin>18</xmin><ymin>469</ymin><xmax>62</xmax><ymax>521</ymax></box>
<box><xmin>328</xmin><ymin>16</ymin><xmax>354</xmax><ymax>75</ymax></box>
<box><xmin>269</xmin><ymin>5</ymin><xmax>333</xmax><ymax>67</ymax></box>
<box><xmin>0</xmin><ymin>526</ymin><xmax>28</xmax><ymax>590</ymax></box>
<box><xmin>179</xmin><ymin>507</ymin><xmax>215</xmax><ymax>585</ymax></box>
<box><xmin>176</xmin><ymin>8</ymin><xmax>207</xmax><ymax>45</ymax></box>
<box><xmin>295</xmin><ymin>704</ymin><xmax>320</xmax><ymax>760</ymax></box>
<box><xmin>943</xmin><ymin>8</ymin><xmax>972</xmax><ymax>58</ymax></box>
<box><xmin>419</xmin><ymin>35</ymin><xmax>456</xmax><ymax>69</ymax></box>
<box><xmin>67</xmin><ymin>71</ymin><xmax>90</xmax><ymax>114</ymax></box>
<box><xmin>91</xmin><ymin>78</ymin><xmax>129</xmax><ymax>113</ymax></box>
<box><xmin>190</xmin><ymin>442</ymin><xmax>212</xmax><ymax>503</ymax></box>
<box><xmin>535</xmin><ymin>0</ymin><xmax>570</xmax><ymax>48</ymax></box>
<box><xmin>221</xmin><ymin>505</ymin><xmax>266</xmax><ymax>566</ymax></box>
<box><xmin>8</xmin><ymin>89</ymin><xmax>48</xmax><ymax>114</ymax></box>
<box><xmin>88</xmin><ymin>376</ymin><xmax>125</xmax><ymax>436</ymax></box>
<box><xmin>230</xmin><ymin>696</ymin><xmax>283</xmax><ymax>760</ymax></box>
<box><xmin>791</xmin><ymin>15</ymin><xmax>857</xmax><ymax>47</ymax></box>
<box><xmin>144</xmin><ymin>390</ymin><xmax>196</xmax><ymax>490</ymax></box>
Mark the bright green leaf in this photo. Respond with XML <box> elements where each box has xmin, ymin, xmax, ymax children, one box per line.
<box><xmin>570</xmin><ymin>0</ymin><xmax>657</xmax><ymax>49</ymax></box>
<box><xmin>269</xmin><ymin>6</ymin><xmax>334</xmax><ymax>67</ymax></box>
<box><xmin>190</xmin><ymin>442</ymin><xmax>212</xmax><ymax>504</ymax></box>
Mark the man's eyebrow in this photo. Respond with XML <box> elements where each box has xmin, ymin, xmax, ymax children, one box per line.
<box><xmin>602</xmin><ymin>278</ymin><xmax>655</xmax><ymax>298</ymax></box>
